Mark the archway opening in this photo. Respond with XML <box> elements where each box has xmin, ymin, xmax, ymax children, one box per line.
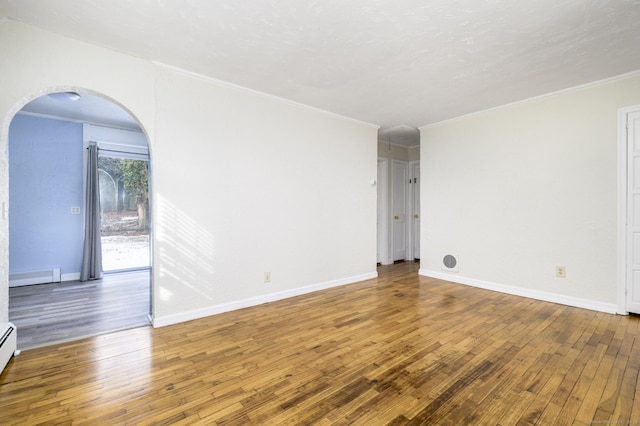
<box><xmin>7</xmin><ymin>89</ymin><xmax>153</xmax><ymax>350</ymax></box>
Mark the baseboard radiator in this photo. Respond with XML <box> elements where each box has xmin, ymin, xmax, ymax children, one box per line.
<box><xmin>9</xmin><ymin>268</ymin><xmax>61</xmax><ymax>287</ymax></box>
<box><xmin>0</xmin><ymin>323</ymin><xmax>17</xmax><ymax>375</ymax></box>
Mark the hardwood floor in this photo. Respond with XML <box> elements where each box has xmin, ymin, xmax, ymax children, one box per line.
<box><xmin>1</xmin><ymin>261</ymin><xmax>639</xmax><ymax>425</ymax></box>
<box><xmin>8</xmin><ymin>270</ymin><xmax>151</xmax><ymax>350</ymax></box>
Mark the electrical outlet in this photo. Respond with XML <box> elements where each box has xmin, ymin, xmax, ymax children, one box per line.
<box><xmin>556</xmin><ymin>266</ymin><xmax>566</xmax><ymax>278</ymax></box>
<box><xmin>264</xmin><ymin>272</ymin><xmax>271</xmax><ymax>283</ymax></box>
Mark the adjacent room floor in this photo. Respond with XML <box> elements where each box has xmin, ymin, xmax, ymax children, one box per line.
<box><xmin>8</xmin><ymin>270</ymin><xmax>151</xmax><ymax>350</ymax></box>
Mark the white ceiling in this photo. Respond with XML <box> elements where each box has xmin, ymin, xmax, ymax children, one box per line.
<box><xmin>3</xmin><ymin>0</ymin><xmax>640</xmax><ymax>147</ymax></box>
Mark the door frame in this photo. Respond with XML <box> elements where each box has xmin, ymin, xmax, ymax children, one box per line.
<box><xmin>391</xmin><ymin>159</ymin><xmax>409</xmax><ymax>262</ymax></box>
<box><xmin>84</xmin><ymin>123</ymin><xmax>151</xmax><ymax>274</ymax></box>
<box><xmin>617</xmin><ymin>104</ymin><xmax>640</xmax><ymax>315</ymax></box>
<box><xmin>408</xmin><ymin>160</ymin><xmax>420</xmax><ymax>261</ymax></box>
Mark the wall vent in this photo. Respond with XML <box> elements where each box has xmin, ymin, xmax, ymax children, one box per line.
<box><xmin>441</xmin><ymin>254</ymin><xmax>459</xmax><ymax>272</ymax></box>
<box><xmin>9</xmin><ymin>268</ymin><xmax>61</xmax><ymax>287</ymax></box>
<box><xmin>0</xmin><ymin>323</ymin><xmax>17</xmax><ymax>375</ymax></box>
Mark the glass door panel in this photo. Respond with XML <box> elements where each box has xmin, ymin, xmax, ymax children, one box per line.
<box><xmin>98</xmin><ymin>156</ymin><xmax>150</xmax><ymax>271</ymax></box>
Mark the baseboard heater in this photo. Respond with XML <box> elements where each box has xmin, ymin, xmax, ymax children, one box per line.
<box><xmin>9</xmin><ymin>268</ymin><xmax>61</xmax><ymax>287</ymax></box>
<box><xmin>0</xmin><ymin>323</ymin><xmax>17</xmax><ymax>375</ymax></box>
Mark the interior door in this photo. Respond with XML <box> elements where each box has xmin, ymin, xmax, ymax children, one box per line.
<box><xmin>627</xmin><ymin>110</ymin><xmax>640</xmax><ymax>314</ymax></box>
<box><xmin>392</xmin><ymin>160</ymin><xmax>408</xmax><ymax>261</ymax></box>
<box><xmin>377</xmin><ymin>158</ymin><xmax>389</xmax><ymax>264</ymax></box>
<box><xmin>410</xmin><ymin>161</ymin><xmax>420</xmax><ymax>260</ymax></box>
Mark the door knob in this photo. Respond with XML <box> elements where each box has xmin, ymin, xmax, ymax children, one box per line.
<box><xmin>414</xmin><ymin>214</ymin><xmax>419</xmax><ymax>218</ymax></box>
<box><xmin>394</xmin><ymin>215</ymin><xmax>399</xmax><ymax>220</ymax></box>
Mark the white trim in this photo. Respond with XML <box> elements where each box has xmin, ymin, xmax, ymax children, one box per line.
<box><xmin>15</xmin><ymin>110</ymin><xmax>141</xmax><ymax>132</ymax></box>
<box><xmin>419</xmin><ymin>269</ymin><xmax>618</xmax><ymax>314</ymax></box>
<box><xmin>12</xmin><ymin>271</ymin><xmax>131</xmax><ymax>284</ymax></box>
<box><xmin>408</xmin><ymin>160</ymin><xmax>420</xmax><ymax>261</ymax></box>
<box><xmin>377</xmin><ymin>139</ymin><xmax>420</xmax><ymax>149</ymax></box>
<box><xmin>152</xmin><ymin>271</ymin><xmax>378</xmax><ymax>328</ymax></box>
<box><xmin>421</xmin><ymin>70</ymin><xmax>640</xmax><ymax>130</ymax></box>
<box><xmin>154</xmin><ymin>61</ymin><xmax>380</xmax><ymax>131</ymax></box>
<box><xmin>61</xmin><ymin>272</ymin><xmax>81</xmax><ymax>282</ymax></box>
<box><xmin>618</xmin><ymin>104</ymin><xmax>640</xmax><ymax>315</ymax></box>
<box><xmin>9</xmin><ymin>268</ymin><xmax>61</xmax><ymax>287</ymax></box>
<box><xmin>84</xmin><ymin>123</ymin><xmax>148</xmax><ymax>152</ymax></box>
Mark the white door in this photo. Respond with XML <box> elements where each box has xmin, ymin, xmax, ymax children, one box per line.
<box><xmin>627</xmin><ymin>110</ymin><xmax>640</xmax><ymax>314</ymax></box>
<box><xmin>410</xmin><ymin>161</ymin><xmax>420</xmax><ymax>260</ymax></box>
<box><xmin>392</xmin><ymin>160</ymin><xmax>408</xmax><ymax>261</ymax></box>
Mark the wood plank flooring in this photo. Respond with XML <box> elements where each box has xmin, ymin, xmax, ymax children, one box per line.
<box><xmin>1</xmin><ymin>261</ymin><xmax>639</xmax><ymax>425</ymax></box>
<box><xmin>8</xmin><ymin>270</ymin><xmax>151</xmax><ymax>350</ymax></box>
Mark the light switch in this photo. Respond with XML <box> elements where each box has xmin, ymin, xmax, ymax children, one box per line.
<box><xmin>71</xmin><ymin>207</ymin><xmax>81</xmax><ymax>214</ymax></box>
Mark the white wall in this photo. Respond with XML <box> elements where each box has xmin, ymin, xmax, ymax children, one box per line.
<box><xmin>419</xmin><ymin>72</ymin><xmax>640</xmax><ymax>312</ymax></box>
<box><xmin>377</xmin><ymin>140</ymin><xmax>410</xmax><ymax>162</ymax></box>
<box><xmin>408</xmin><ymin>146</ymin><xmax>420</xmax><ymax>162</ymax></box>
<box><xmin>0</xmin><ymin>20</ymin><xmax>378</xmax><ymax>325</ymax></box>
<box><xmin>152</xmin><ymin>66</ymin><xmax>378</xmax><ymax>323</ymax></box>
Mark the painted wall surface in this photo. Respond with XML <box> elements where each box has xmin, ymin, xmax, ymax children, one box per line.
<box><xmin>9</xmin><ymin>115</ymin><xmax>83</xmax><ymax>277</ymax></box>
<box><xmin>377</xmin><ymin>140</ymin><xmax>410</xmax><ymax>161</ymax></box>
<box><xmin>0</xmin><ymin>20</ymin><xmax>378</xmax><ymax>324</ymax></box>
<box><xmin>376</xmin><ymin>141</ymin><xmax>420</xmax><ymax>162</ymax></box>
<box><xmin>419</xmin><ymin>73</ymin><xmax>640</xmax><ymax>309</ymax></box>
<box><xmin>408</xmin><ymin>146</ymin><xmax>420</xmax><ymax>162</ymax></box>
<box><xmin>152</xmin><ymin>67</ymin><xmax>378</xmax><ymax>321</ymax></box>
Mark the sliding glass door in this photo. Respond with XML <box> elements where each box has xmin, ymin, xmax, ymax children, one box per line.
<box><xmin>98</xmin><ymin>155</ymin><xmax>150</xmax><ymax>272</ymax></box>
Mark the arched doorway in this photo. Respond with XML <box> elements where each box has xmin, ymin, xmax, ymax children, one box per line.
<box><xmin>6</xmin><ymin>89</ymin><xmax>153</xmax><ymax>350</ymax></box>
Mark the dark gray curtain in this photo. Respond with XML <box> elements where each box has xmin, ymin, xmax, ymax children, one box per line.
<box><xmin>80</xmin><ymin>144</ymin><xmax>103</xmax><ymax>281</ymax></box>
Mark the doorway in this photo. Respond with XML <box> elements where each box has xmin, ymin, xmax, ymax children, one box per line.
<box><xmin>7</xmin><ymin>90</ymin><xmax>152</xmax><ymax>349</ymax></box>
<box><xmin>391</xmin><ymin>159</ymin><xmax>408</xmax><ymax>261</ymax></box>
<box><xmin>619</xmin><ymin>105</ymin><xmax>640</xmax><ymax>315</ymax></box>
<box><xmin>99</xmin><ymin>151</ymin><xmax>150</xmax><ymax>272</ymax></box>
<box><xmin>377</xmin><ymin>153</ymin><xmax>420</xmax><ymax>265</ymax></box>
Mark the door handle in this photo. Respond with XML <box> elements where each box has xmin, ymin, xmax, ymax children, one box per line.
<box><xmin>394</xmin><ymin>215</ymin><xmax>399</xmax><ymax>220</ymax></box>
<box><xmin>414</xmin><ymin>214</ymin><xmax>419</xmax><ymax>218</ymax></box>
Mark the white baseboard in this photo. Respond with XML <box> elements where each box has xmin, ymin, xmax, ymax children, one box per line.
<box><xmin>61</xmin><ymin>272</ymin><xmax>81</xmax><ymax>282</ymax></box>
<box><xmin>419</xmin><ymin>269</ymin><xmax>617</xmax><ymax>314</ymax></box>
<box><xmin>153</xmin><ymin>271</ymin><xmax>379</xmax><ymax>328</ymax></box>
<box><xmin>9</xmin><ymin>271</ymin><xmax>94</xmax><ymax>286</ymax></box>
<box><xmin>9</xmin><ymin>268</ymin><xmax>62</xmax><ymax>287</ymax></box>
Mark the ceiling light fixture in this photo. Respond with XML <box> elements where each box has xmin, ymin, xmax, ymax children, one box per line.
<box><xmin>47</xmin><ymin>91</ymin><xmax>81</xmax><ymax>101</ymax></box>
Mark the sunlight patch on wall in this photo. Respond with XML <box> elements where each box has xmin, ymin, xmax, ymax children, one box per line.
<box><xmin>155</xmin><ymin>193</ymin><xmax>216</xmax><ymax>302</ymax></box>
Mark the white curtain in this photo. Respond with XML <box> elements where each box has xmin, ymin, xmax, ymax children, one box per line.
<box><xmin>80</xmin><ymin>144</ymin><xmax>103</xmax><ymax>281</ymax></box>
